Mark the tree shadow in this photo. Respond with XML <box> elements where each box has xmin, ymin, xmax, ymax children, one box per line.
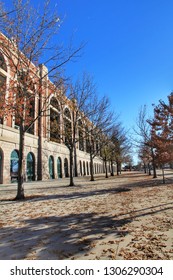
<box><xmin>0</xmin><ymin>212</ymin><xmax>131</xmax><ymax>260</ymax></box>
<box><xmin>121</xmin><ymin>177</ymin><xmax>173</xmax><ymax>189</ymax></box>
<box><xmin>1</xmin><ymin>200</ymin><xmax>172</xmax><ymax>260</ymax></box>
<box><xmin>0</xmin><ymin>187</ymin><xmax>131</xmax><ymax>204</ymax></box>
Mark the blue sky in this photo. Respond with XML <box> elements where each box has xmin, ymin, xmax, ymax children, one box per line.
<box><xmin>3</xmin><ymin>0</ymin><xmax>173</xmax><ymax>161</ymax></box>
<box><xmin>56</xmin><ymin>0</ymin><xmax>173</xmax><ymax>129</ymax></box>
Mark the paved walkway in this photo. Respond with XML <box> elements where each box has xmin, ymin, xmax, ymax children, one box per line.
<box><xmin>0</xmin><ymin>171</ymin><xmax>173</xmax><ymax>260</ymax></box>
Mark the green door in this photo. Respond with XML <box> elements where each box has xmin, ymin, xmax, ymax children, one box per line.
<box><xmin>64</xmin><ymin>158</ymin><xmax>69</xmax><ymax>177</ymax></box>
<box><xmin>10</xmin><ymin>150</ymin><xmax>19</xmax><ymax>182</ymax></box>
<box><xmin>57</xmin><ymin>157</ymin><xmax>62</xmax><ymax>178</ymax></box>
<box><xmin>0</xmin><ymin>149</ymin><xmax>3</xmax><ymax>184</ymax></box>
<box><xmin>49</xmin><ymin>156</ymin><xmax>54</xmax><ymax>179</ymax></box>
<box><xmin>27</xmin><ymin>153</ymin><xmax>35</xmax><ymax>181</ymax></box>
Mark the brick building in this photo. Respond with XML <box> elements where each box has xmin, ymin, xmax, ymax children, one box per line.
<box><xmin>0</xmin><ymin>32</ymin><xmax>113</xmax><ymax>184</ymax></box>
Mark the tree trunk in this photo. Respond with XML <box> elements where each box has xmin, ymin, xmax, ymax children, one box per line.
<box><xmin>151</xmin><ymin>148</ymin><xmax>157</xmax><ymax>178</ymax></box>
<box><xmin>148</xmin><ymin>163</ymin><xmax>151</xmax><ymax>175</ymax></box>
<box><xmin>74</xmin><ymin>143</ymin><xmax>78</xmax><ymax>177</ymax></box>
<box><xmin>16</xmin><ymin>121</ymin><xmax>25</xmax><ymax>200</ymax></box>
<box><xmin>162</xmin><ymin>166</ymin><xmax>165</xmax><ymax>184</ymax></box>
<box><xmin>144</xmin><ymin>163</ymin><xmax>147</xmax><ymax>173</ymax></box>
<box><xmin>105</xmin><ymin>159</ymin><xmax>108</xmax><ymax>178</ymax></box>
<box><xmin>116</xmin><ymin>161</ymin><xmax>120</xmax><ymax>175</ymax></box>
<box><xmin>119</xmin><ymin>163</ymin><xmax>122</xmax><ymax>174</ymax></box>
<box><xmin>37</xmin><ymin>95</ymin><xmax>42</xmax><ymax>181</ymax></box>
<box><xmin>69</xmin><ymin>148</ymin><xmax>74</xmax><ymax>186</ymax></box>
<box><xmin>110</xmin><ymin>160</ymin><xmax>114</xmax><ymax>176</ymax></box>
<box><xmin>90</xmin><ymin>153</ymin><xmax>94</xmax><ymax>181</ymax></box>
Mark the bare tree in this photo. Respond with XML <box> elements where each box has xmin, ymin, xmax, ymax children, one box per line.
<box><xmin>84</xmin><ymin>96</ymin><xmax>115</xmax><ymax>181</ymax></box>
<box><xmin>133</xmin><ymin>105</ymin><xmax>157</xmax><ymax>178</ymax></box>
<box><xmin>66</xmin><ymin>73</ymin><xmax>98</xmax><ymax>185</ymax></box>
<box><xmin>109</xmin><ymin>124</ymin><xmax>131</xmax><ymax>175</ymax></box>
<box><xmin>47</xmin><ymin>73</ymin><xmax>99</xmax><ymax>186</ymax></box>
<box><xmin>0</xmin><ymin>0</ymin><xmax>83</xmax><ymax>199</ymax></box>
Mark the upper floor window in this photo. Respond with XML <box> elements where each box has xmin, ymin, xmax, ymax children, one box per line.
<box><xmin>0</xmin><ymin>53</ymin><xmax>7</xmax><ymax>72</ymax></box>
<box><xmin>0</xmin><ymin>53</ymin><xmax>7</xmax><ymax>124</ymax></box>
<box><xmin>0</xmin><ymin>52</ymin><xmax>7</xmax><ymax>72</ymax></box>
<box><xmin>78</xmin><ymin>119</ymin><xmax>84</xmax><ymax>151</ymax></box>
<box><xmin>50</xmin><ymin>96</ymin><xmax>61</xmax><ymax>143</ymax></box>
<box><xmin>50</xmin><ymin>96</ymin><xmax>60</xmax><ymax>111</ymax></box>
<box><xmin>64</xmin><ymin>107</ymin><xmax>71</xmax><ymax>119</ymax></box>
<box><xmin>63</xmin><ymin>107</ymin><xmax>72</xmax><ymax>146</ymax></box>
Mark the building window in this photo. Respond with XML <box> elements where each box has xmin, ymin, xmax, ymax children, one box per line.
<box><xmin>64</xmin><ymin>108</ymin><xmax>72</xmax><ymax>146</ymax></box>
<box><xmin>10</xmin><ymin>150</ymin><xmax>19</xmax><ymax>182</ymax></box>
<box><xmin>78</xmin><ymin>120</ymin><xmax>84</xmax><ymax>151</ymax></box>
<box><xmin>0</xmin><ymin>52</ymin><xmax>7</xmax><ymax>72</ymax></box>
<box><xmin>0</xmin><ymin>52</ymin><xmax>7</xmax><ymax>124</ymax></box>
<box><xmin>57</xmin><ymin>157</ymin><xmax>62</xmax><ymax>178</ymax></box>
<box><xmin>26</xmin><ymin>152</ymin><xmax>35</xmax><ymax>181</ymax></box>
<box><xmin>25</xmin><ymin>97</ymin><xmax>35</xmax><ymax>134</ymax></box>
<box><xmin>64</xmin><ymin>158</ymin><xmax>69</xmax><ymax>177</ymax></box>
<box><xmin>0</xmin><ymin>148</ymin><xmax>3</xmax><ymax>184</ymax></box>
<box><xmin>49</xmin><ymin>155</ymin><xmax>55</xmax><ymax>179</ymax></box>
<box><xmin>50</xmin><ymin>97</ymin><xmax>61</xmax><ymax>143</ymax></box>
<box><xmin>85</xmin><ymin>127</ymin><xmax>90</xmax><ymax>153</ymax></box>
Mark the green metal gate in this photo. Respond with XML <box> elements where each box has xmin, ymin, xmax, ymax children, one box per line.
<box><xmin>0</xmin><ymin>149</ymin><xmax>3</xmax><ymax>184</ymax></box>
<box><xmin>49</xmin><ymin>156</ymin><xmax>54</xmax><ymax>179</ymax></box>
<box><xmin>27</xmin><ymin>153</ymin><xmax>35</xmax><ymax>181</ymax></box>
<box><xmin>64</xmin><ymin>158</ymin><xmax>69</xmax><ymax>177</ymax></box>
<box><xmin>10</xmin><ymin>150</ymin><xmax>19</xmax><ymax>182</ymax></box>
<box><xmin>57</xmin><ymin>157</ymin><xmax>62</xmax><ymax>178</ymax></box>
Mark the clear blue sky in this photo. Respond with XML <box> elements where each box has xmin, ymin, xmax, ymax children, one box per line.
<box><xmin>3</xmin><ymin>0</ymin><xmax>173</xmax><ymax>161</ymax></box>
<box><xmin>56</xmin><ymin>0</ymin><xmax>173</xmax><ymax>131</ymax></box>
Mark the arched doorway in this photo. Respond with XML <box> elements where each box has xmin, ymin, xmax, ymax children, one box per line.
<box><xmin>49</xmin><ymin>156</ymin><xmax>55</xmax><ymax>179</ymax></box>
<box><xmin>64</xmin><ymin>158</ymin><xmax>69</xmax><ymax>177</ymax></box>
<box><xmin>79</xmin><ymin>160</ymin><xmax>82</xmax><ymax>176</ymax></box>
<box><xmin>0</xmin><ymin>148</ymin><xmax>3</xmax><ymax>184</ymax></box>
<box><xmin>27</xmin><ymin>152</ymin><xmax>35</xmax><ymax>181</ymax></box>
<box><xmin>10</xmin><ymin>150</ymin><xmax>19</xmax><ymax>182</ymax></box>
<box><xmin>57</xmin><ymin>157</ymin><xmax>62</xmax><ymax>178</ymax></box>
<box><xmin>83</xmin><ymin>161</ymin><xmax>86</xmax><ymax>176</ymax></box>
<box><xmin>86</xmin><ymin>162</ymin><xmax>89</xmax><ymax>175</ymax></box>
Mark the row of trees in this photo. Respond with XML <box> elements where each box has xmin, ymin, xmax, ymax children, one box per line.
<box><xmin>134</xmin><ymin>93</ymin><xmax>173</xmax><ymax>183</ymax></box>
<box><xmin>0</xmin><ymin>0</ymin><xmax>131</xmax><ymax>199</ymax></box>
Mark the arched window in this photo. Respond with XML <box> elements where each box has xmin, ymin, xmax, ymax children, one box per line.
<box><xmin>85</xmin><ymin>126</ymin><xmax>90</xmax><ymax>153</ymax></box>
<box><xmin>83</xmin><ymin>161</ymin><xmax>86</xmax><ymax>176</ymax></box>
<box><xmin>26</xmin><ymin>152</ymin><xmax>35</xmax><ymax>181</ymax></box>
<box><xmin>57</xmin><ymin>157</ymin><xmax>62</xmax><ymax>178</ymax></box>
<box><xmin>0</xmin><ymin>52</ymin><xmax>7</xmax><ymax>72</ymax></box>
<box><xmin>64</xmin><ymin>107</ymin><xmax>71</xmax><ymax>119</ymax></box>
<box><xmin>78</xmin><ymin>120</ymin><xmax>84</xmax><ymax>151</ymax></box>
<box><xmin>49</xmin><ymin>155</ymin><xmax>55</xmax><ymax>179</ymax></box>
<box><xmin>86</xmin><ymin>162</ymin><xmax>89</xmax><ymax>175</ymax></box>
<box><xmin>96</xmin><ymin>140</ymin><xmax>99</xmax><ymax>153</ymax></box>
<box><xmin>14</xmin><ymin>77</ymin><xmax>35</xmax><ymax>134</ymax></box>
<box><xmin>95</xmin><ymin>163</ymin><xmax>97</xmax><ymax>174</ymax></box>
<box><xmin>64</xmin><ymin>107</ymin><xmax>72</xmax><ymax>146</ymax></box>
<box><xmin>0</xmin><ymin>148</ymin><xmax>4</xmax><ymax>184</ymax></box>
<box><xmin>50</xmin><ymin>97</ymin><xmax>60</xmax><ymax>143</ymax></box>
<box><xmin>64</xmin><ymin>158</ymin><xmax>69</xmax><ymax>177</ymax></box>
<box><xmin>50</xmin><ymin>97</ymin><xmax>60</xmax><ymax>111</ymax></box>
<box><xmin>79</xmin><ymin>160</ymin><xmax>82</xmax><ymax>176</ymax></box>
<box><xmin>10</xmin><ymin>150</ymin><xmax>19</xmax><ymax>182</ymax></box>
<box><xmin>25</xmin><ymin>97</ymin><xmax>35</xmax><ymax>134</ymax></box>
